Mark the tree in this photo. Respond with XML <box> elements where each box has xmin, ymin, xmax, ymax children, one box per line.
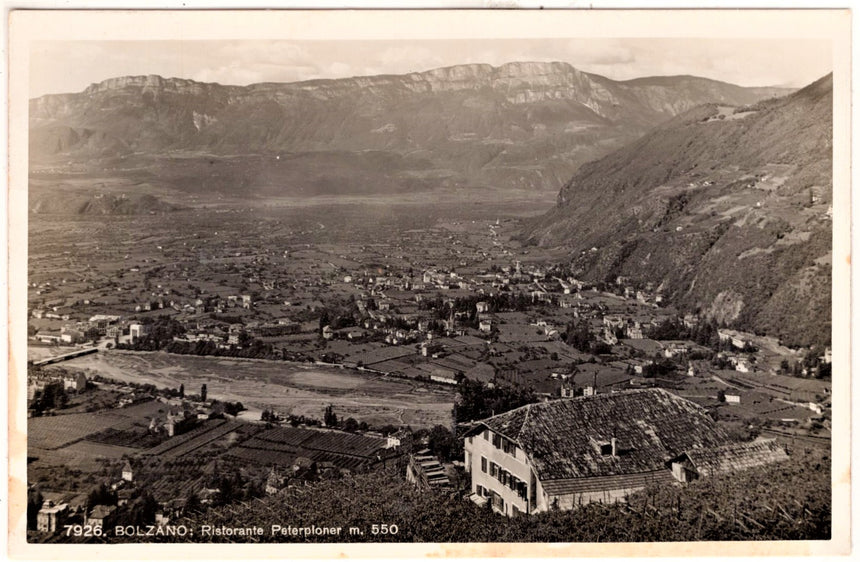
<box><xmin>378</xmin><ymin>424</ymin><xmax>398</xmax><ymax>436</ymax></box>
<box><xmin>223</xmin><ymin>401</ymin><xmax>245</xmax><ymax>416</ymax></box>
<box><xmin>428</xmin><ymin>425</ymin><xmax>457</xmax><ymax>462</ymax></box>
<box><xmin>200</xmin><ymin>384</ymin><xmax>207</xmax><ymax>402</ymax></box>
<box><xmin>453</xmin><ymin>379</ymin><xmax>538</xmax><ymax>423</ymax></box>
<box><xmin>324</xmin><ymin>404</ymin><xmax>338</xmax><ymax>427</ymax></box>
<box><xmin>32</xmin><ymin>382</ymin><xmax>68</xmax><ymax>414</ymax></box>
<box><xmin>564</xmin><ymin>319</ymin><xmax>594</xmax><ymax>353</ymax></box>
<box><xmin>27</xmin><ymin>489</ymin><xmax>43</xmax><ymax>530</ymax></box>
<box><xmin>318</xmin><ymin>309</ymin><xmax>331</xmax><ymax>335</ymax></box>
<box><xmin>717</xmin><ymin>390</ymin><xmax>726</xmax><ymax>403</ymax></box>
<box><xmin>184</xmin><ymin>490</ymin><xmax>201</xmax><ymax>514</ymax></box>
<box><xmin>179</xmin><ymin>383</ymin><xmax>185</xmax><ymax>399</ymax></box>
<box><xmin>86</xmin><ymin>483</ymin><xmax>117</xmax><ymax>512</ymax></box>
<box><xmin>343</xmin><ymin>418</ymin><xmax>359</xmax><ymax>432</ymax></box>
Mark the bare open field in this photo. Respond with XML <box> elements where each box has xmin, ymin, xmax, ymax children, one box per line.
<box><xmin>57</xmin><ymin>351</ymin><xmax>456</xmax><ymax>428</ymax></box>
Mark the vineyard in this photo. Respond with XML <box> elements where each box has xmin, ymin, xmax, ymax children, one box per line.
<box><xmin>29</xmin><ymin>412</ymin><xmax>136</xmax><ymax>450</ymax></box>
<box><xmin>130</xmin><ymin>447</ymin><xmax>830</xmax><ymax>543</ymax></box>
<box><xmin>226</xmin><ymin>426</ymin><xmax>394</xmax><ymax>471</ymax></box>
<box><xmin>143</xmin><ymin>419</ymin><xmax>246</xmax><ymax>459</ymax></box>
<box><xmin>29</xmin><ymin>399</ymin><xmax>168</xmax><ymax>450</ymax></box>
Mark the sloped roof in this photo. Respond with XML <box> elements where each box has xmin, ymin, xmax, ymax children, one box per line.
<box><xmin>541</xmin><ymin>469</ymin><xmax>675</xmax><ymax>497</ymax></box>
<box><xmin>677</xmin><ymin>439</ymin><xmax>789</xmax><ymax>478</ymax></box>
<box><xmin>469</xmin><ymin>389</ymin><xmax>729</xmax><ymax>482</ymax></box>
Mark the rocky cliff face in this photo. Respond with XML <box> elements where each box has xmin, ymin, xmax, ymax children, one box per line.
<box><xmin>524</xmin><ymin>74</ymin><xmax>833</xmax><ymax>348</ymax></box>
<box><xmin>30</xmin><ymin>62</ymin><xmax>790</xmax><ymax>195</ymax></box>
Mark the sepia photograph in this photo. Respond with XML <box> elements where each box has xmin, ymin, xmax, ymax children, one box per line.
<box><xmin>6</xmin><ymin>7</ymin><xmax>852</xmax><ymax>558</ymax></box>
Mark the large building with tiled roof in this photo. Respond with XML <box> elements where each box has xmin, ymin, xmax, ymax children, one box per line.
<box><xmin>463</xmin><ymin>388</ymin><xmax>733</xmax><ymax>516</ymax></box>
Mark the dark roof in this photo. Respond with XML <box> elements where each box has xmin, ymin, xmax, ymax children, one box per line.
<box><xmin>541</xmin><ymin>469</ymin><xmax>674</xmax><ymax>497</ymax></box>
<box><xmin>468</xmin><ymin>389</ymin><xmax>729</xmax><ymax>482</ymax></box>
<box><xmin>675</xmin><ymin>439</ymin><xmax>789</xmax><ymax>478</ymax></box>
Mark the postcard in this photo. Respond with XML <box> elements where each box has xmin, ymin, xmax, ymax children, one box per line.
<box><xmin>6</xmin><ymin>7</ymin><xmax>851</xmax><ymax>559</ymax></box>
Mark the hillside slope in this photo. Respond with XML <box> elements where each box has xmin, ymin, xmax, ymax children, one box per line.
<box><xmin>29</xmin><ymin>63</ymin><xmax>788</xmax><ymax>197</ymax></box>
<box><xmin>524</xmin><ymin>75</ymin><xmax>833</xmax><ymax>348</ymax></box>
<box><xmin>133</xmin><ymin>450</ymin><xmax>828</xmax><ymax>543</ymax></box>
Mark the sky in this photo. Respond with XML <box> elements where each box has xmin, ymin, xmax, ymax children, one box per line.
<box><xmin>30</xmin><ymin>37</ymin><xmax>832</xmax><ymax>98</ymax></box>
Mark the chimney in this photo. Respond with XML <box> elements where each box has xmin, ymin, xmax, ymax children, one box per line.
<box><xmin>611</xmin><ymin>437</ymin><xmax>617</xmax><ymax>457</ymax></box>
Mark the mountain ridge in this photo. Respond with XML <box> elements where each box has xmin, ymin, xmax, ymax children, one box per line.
<box><xmin>523</xmin><ymin>74</ymin><xmax>833</xmax><ymax>348</ymax></box>
<box><xmin>29</xmin><ymin>62</ymin><xmax>791</xmax><ymax>196</ymax></box>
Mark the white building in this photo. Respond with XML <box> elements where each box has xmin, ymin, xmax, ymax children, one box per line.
<box><xmin>129</xmin><ymin>323</ymin><xmax>150</xmax><ymax>341</ymax></box>
<box><xmin>463</xmin><ymin>389</ymin><xmax>731</xmax><ymax>516</ymax></box>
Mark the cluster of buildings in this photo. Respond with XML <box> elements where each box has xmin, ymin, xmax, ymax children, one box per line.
<box><xmin>27</xmin><ymin>371</ymin><xmax>87</xmax><ymax>400</ymax></box>
<box><xmin>35</xmin><ymin>461</ymin><xmax>135</xmax><ymax>534</ymax></box>
<box><xmin>31</xmin><ymin>314</ymin><xmax>124</xmax><ymax>345</ymax></box>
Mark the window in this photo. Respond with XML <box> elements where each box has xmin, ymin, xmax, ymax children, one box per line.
<box><xmin>492</xmin><ymin>433</ymin><xmax>502</xmax><ymax>449</ymax></box>
<box><xmin>476</xmin><ymin>485</ymin><xmax>484</xmax><ymax>496</ymax></box>
<box><xmin>490</xmin><ymin>462</ymin><xmax>498</xmax><ymax>478</ymax></box>
<box><xmin>483</xmin><ymin>429</ymin><xmax>489</xmax><ymax>441</ymax></box>
<box><xmin>481</xmin><ymin>456</ymin><xmax>487</xmax><ymax>473</ymax></box>
<box><xmin>516</xmin><ymin>481</ymin><xmax>527</xmax><ymax>499</ymax></box>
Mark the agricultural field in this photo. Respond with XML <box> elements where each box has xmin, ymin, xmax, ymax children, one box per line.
<box><xmin>143</xmin><ymin>420</ymin><xmax>245</xmax><ymax>459</ymax></box>
<box><xmin>28</xmin><ymin>398</ymin><xmax>170</xmax><ymax>473</ymax></box>
<box><xmin>29</xmin><ymin>412</ymin><xmax>136</xmax><ymax>450</ymax></box>
<box><xmin>59</xmin><ymin>351</ymin><xmax>457</xmax><ymax>428</ymax></box>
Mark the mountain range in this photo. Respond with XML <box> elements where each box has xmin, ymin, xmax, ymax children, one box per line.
<box><xmin>29</xmin><ymin>62</ymin><xmax>789</xmax><ymax>196</ymax></box>
<box><xmin>524</xmin><ymin>74</ymin><xmax>833</xmax><ymax>348</ymax></box>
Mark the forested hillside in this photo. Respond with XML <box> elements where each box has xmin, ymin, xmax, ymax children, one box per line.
<box><xmin>524</xmin><ymin>75</ymin><xmax>832</xmax><ymax>348</ymax></box>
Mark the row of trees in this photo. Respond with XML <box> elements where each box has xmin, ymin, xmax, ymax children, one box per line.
<box><xmin>29</xmin><ymin>382</ymin><xmax>68</xmax><ymax>414</ymax></box>
<box><xmin>453</xmin><ymin>379</ymin><xmax>538</xmax><ymax>423</ymax></box>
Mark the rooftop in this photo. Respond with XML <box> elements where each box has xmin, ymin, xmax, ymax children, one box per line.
<box><xmin>677</xmin><ymin>439</ymin><xmax>789</xmax><ymax>478</ymax></box>
<box><xmin>468</xmin><ymin>389</ymin><xmax>729</xmax><ymax>482</ymax></box>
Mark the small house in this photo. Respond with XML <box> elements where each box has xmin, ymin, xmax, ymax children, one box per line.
<box><xmin>86</xmin><ymin>505</ymin><xmax>117</xmax><ymax>529</ymax></box>
<box><xmin>122</xmin><ymin>461</ymin><xmax>134</xmax><ymax>482</ymax></box>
